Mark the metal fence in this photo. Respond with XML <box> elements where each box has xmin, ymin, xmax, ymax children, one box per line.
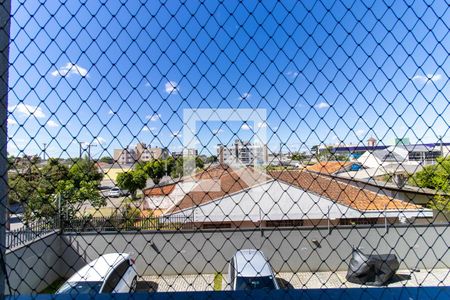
<box><xmin>2</xmin><ymin>0</ymin><xmax>450</xmax><ymax>297</ymax></box>
<box><xmin>6</xmin><ymin>218</ymin><xmax>58</xmax><ymax>249</ymax></box>
<box><xmin>63</xmin><ymin>215</ymin><xmax>195</xmax><ymax>232</ymax></box>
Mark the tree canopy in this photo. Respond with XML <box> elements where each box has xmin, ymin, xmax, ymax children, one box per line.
<box><xmin>116</xmin><ymin>170</ymin><xmax>147</xmax><ymax>199</ymax></box>
<box><xmin>409</xmin><ymin>157</ymin><xmax>450</xmax><ymax>211</ymax></box>
<box><xmin>9</xmin><ymin>157</ymin><xmax>105</xmax><ymax>221</ymax></box>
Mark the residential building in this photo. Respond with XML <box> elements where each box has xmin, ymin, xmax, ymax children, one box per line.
<box><xmin>183</xmin><ymin>148</ymin><xmax>198</xmax><ymax>158</ymax></box>
<box><xmin>114</xmin><ymin>143</ymin><xmax>168</xmax><ymax>164</ymax></box>
<box><xmin>367</xmin><ymin>137</ymin><xmax>377</xmax><ymax>147</ymax></box>
<box><xmin>135</xmin><ymin>143</ymin><xmax>168</xmax><ymax>162</ymax></box>
<box><xmin>113</xmin><ymin>148</ymin><xmax>136</xmax><ymax>164</ymax></box>
<box><xmin>171</xmin><ymin>148</ymin><xmax>198</xmax><ymax>159</ymax></box>
<box><xmin>142</xmin><ymin>164</ymin><xmax>431</xmax><ymax>228</ymax></box>
<box><xmin>217</xmin><ymin>140</ymin><xmax>268</xmax><ymax>165</ymax></box>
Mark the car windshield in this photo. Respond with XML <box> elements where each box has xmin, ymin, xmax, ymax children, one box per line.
<box><xmin>235</xmin><ymin>276</ymin><xmax>276</xmax><ymax>290</ymax></box>
<box><xmin>57</xmin><ymin>281</ymin><xmax>103</xmax><ymax>295</ymax></box>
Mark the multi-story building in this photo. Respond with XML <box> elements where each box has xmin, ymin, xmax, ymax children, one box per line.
<box><xmin>183</xmin><ymin>148</ymin><xmax>198</xmax><ymax>158</ymax></box>
<box><xmin>135</xmin><ymin>143</ymin><xmax>168</xmax><ymax>162</ymax></box>
<box><xmin>171</xmin><ymin>148</ymin><xmax>198</xmax><ymax>159</ymax></box>
<box><xmin>113</xmin><ymin>148</ymin><xmax>136</xmax><ymax>164</ymax></box>
<box><xmin>217</xmin><ymin>140</ymin><xmax>268</xmax><ymax>165</ymax></box>
<box><xmin>114</xmin><ymin>143</ymin><xmax>168</xmax><ymax>164</ymax></box>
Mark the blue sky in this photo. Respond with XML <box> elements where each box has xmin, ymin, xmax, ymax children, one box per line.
<box><xmin>7</xmin><ymin>0</ymin><xmax>450</xmax><ymax>158</ymax></box>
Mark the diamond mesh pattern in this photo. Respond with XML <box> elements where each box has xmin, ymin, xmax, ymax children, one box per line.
<box><xmin>2</xmin><ymin>0</ymin><xmax>449</xmax><ymax>297</ymax></box>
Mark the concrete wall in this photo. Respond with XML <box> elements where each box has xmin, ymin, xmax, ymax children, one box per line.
<box><xmin>62</xmin><ymin>225</ymin><xmax>450</xmax><ymax>277</ymax></box>
<box><xmin>5</xmin><ymin>231</ymin><xmax>64</xmax><ymax>294</ymax></box>
<box><xmin>6</xmin><ymin>225</ymin><xmax>449</xmax><ymax>294</ymax></box>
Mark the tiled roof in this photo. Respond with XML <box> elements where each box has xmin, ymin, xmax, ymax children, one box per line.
<box><xmin>306</xmin><ymin>161</ymin><xmax>353</xmax><ymax>174</ymax></box>
<box><xmin>166</xmin><ymin>165</ymin><xmax>271</xmax><ymax>213</ymax></box>
<box><xmin>269</xmin><ymin>170</ymin><xmax>423</xmax><ymax>211</ymax></box>
<box><xmin>144</xmin><ymin>184</ymin><xmax>176</xmax><ymax>196</ymax></box>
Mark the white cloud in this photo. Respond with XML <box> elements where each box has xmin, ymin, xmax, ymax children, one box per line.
<box><xmin>50</xmin><ymin>63</ymin><xmax>88</xmax><ymax>77</ymax></box>
<box><xmin>165</xmin><ymin>81</ymin><xmax>179</xmax><ymax>94</ymax></box>
<box><xmin>286</xmin><ymin>71</ymin><xmax>299</xmax><ymax>78</ymax></box>
<box><xmin>94</xmin><ymin>137</ymin><xmax>106</xmax><ymax>145</ymax></box>
<box><xmin>355</xmin><ymin>129</ymin><xmax>365</xmax><ymax>137</ymax></box>
<box><xmin>9</xmin><ymin>103</ymin><xmax>46</xmax><ymax>118</ymax></box>
<box><xmin>146</xmin><ymin>113</ymin><xmax>161</xmax><ymax>121</ymax></box>
<box><xmin>241</xmin><ymin>123</ymin><xmax>251</xmax><ymax>130</ymax></box>
<box><xmin>314</xmin><ymin>102</ymin><xmax>330</xmax><ymax>109</ymax></box>
<box><xmin>108</xmin><ymin>110</ymin><xmax>114</xmax><ymax>115</ymax></box>
<box><xmin>46</xmin><ymin>120</ymin><xmax>59</xmax><ymax>128</ymax></box>
<box><xmin>239</xmin><ymin>92</ymin><xmax>251</xmax><ymax>100</ymax></box>
<box><xmin>142</xmin><ymin>126</ymin><xmax>157</xmax><ymax>132</ymax></box>
<box><xmin>412</xmin><ymin>73</ymin><xmax>442</xmax><ymax>83</ymax></box>
<box><xmin>145</xmin><ymin>81</ymin><xmax>151</xmax><ymax>87</ymax></box>
<box><xmin>7</xmin><ymin>118</ymin><xmax>17</xmax><ymax>125</ymax></box>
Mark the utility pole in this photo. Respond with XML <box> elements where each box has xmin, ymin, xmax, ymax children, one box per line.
<box><xmin>87</xmin><ymin>144</ymin><xmax>97</xmax><ymax>161</ymax></box>
<box><xmin>79</xmin><ymin>141</ymin><xmax>84</xmax><ymax>159</ymax></box>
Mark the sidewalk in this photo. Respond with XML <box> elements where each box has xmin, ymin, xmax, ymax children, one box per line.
<box><xmin>140</xmin><ymin>269</ymin><xmax>450</xmax><ymax>292</ymax></box>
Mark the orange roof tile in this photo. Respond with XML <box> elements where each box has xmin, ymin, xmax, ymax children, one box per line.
<box><xmin>144</xmin><ymin>184</ymin><xmax>176</xmax><ymax>196</ymax></box>
<box><xmin>306</xmin><ymin>161</ymin><xmax>353</xmax><ymax>174</ymax></box>
<box><xmin>269</xmin><ymin>170</ymin><xmax>423</xmax><ymax>211</ymax></box>
<box><xmin>166</xmin><ymin>165</ymin><xmax>271</xmax><ymax>213</ymax></box>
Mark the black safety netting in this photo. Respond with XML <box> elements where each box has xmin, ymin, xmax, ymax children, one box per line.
<box><xmin>1</xmin><ymin>0</ymin><xmax>449</xmax><ymax>298</ymax></box>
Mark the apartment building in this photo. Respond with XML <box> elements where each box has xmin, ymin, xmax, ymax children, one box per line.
<box><xmin>113</xmin><ymin>148</ymin><xmax>136</xmax><ymax>164</ymax></box>
<box><xmin>135</xmin><ymin>143</ymin><xmax>168</xmax><ymax>162</ymax></box>
<box><xmin>217</xmin><ymin>139</ymin><xmax>268</xmax><ymax>165</ymax></box>
<box><xmin>114</xmin><ymin>143</ymin><xmax>168</xmax><ymax>164</ymax></box>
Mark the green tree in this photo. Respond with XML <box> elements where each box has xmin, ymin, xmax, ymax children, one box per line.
<box><xmin>291</xmin><ymin>152</ymin><xmax>306</xmax><ymax>161</ymax></box>
<box><xmin>171</xmin><ymin>158</ymin><xmax>184</xmax><ymax>178</ymax></box>
<box><xmin>69</xmin><ymin>157</ymin><xmax>104</xmax><ymax>186</ymax></box>
<box><xmin>205</xmin><ymin>155</ymin><xmax>217</xmax><ymax>163</ymax></box>
<box><xmin>116</xmin><ymin>170</ymin><xmax>147</xmax><ymax>199</ymax></box>
<box><xmin>409</xmin><ymin>157</ymin><xmax>450</xmax><ymax>211</ymax></box>
<box><xmin>99</xmin><ymin>156</ymin><xmax>114</xmax><ymax>164</ymax></box>
<box><xmin>143</xmin><ymin>160</ymin><xmax>165</xmax><ymax>185</ymax></box>
<box><xmin>195</xmin><ymin>156</ymin><xmax>204</xmax><ymax>169</ymax></box>
<box><xmin>9</xmin><ymin>158</ymin><xmax>105</xmax><ymax>221</ymax></box>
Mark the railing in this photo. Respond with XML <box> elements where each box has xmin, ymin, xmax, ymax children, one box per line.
<box><xmin>62</xmin><ymin>215</ymin><xmax>195</xmax><ymax>232</ymax></box>
<box><xmin>6</xmin><ymin>218</ymin><xmax>59</xmax><ymax>249</ymax></box>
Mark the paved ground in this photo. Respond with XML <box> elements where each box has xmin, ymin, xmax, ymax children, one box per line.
<box><xmin>139</xmin><ymin>274</ymin><xmax>216</xmax><ymax>292</ymax></box>
<box><xmin>140</xmin><ymin>269</ymin><xmax>450</xmax><ymax>292</ymax></box>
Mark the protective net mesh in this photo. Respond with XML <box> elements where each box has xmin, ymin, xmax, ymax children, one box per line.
<box><xmin>2</xmin><ymin>0</ymin><xmax>450</xmax><ymax>297</ymax></box>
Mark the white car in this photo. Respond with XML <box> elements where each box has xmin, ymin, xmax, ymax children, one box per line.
<box><xmin>107</xmin><ymin>188</ymin><xmax>126</xmax><ymax>198</ymax></box>
<box><xmin>228</xmin><ymin>249</ymin><xmax>279</xmax><ymax>290</ymax></box>
<box><xmin>56</xmin><ymin>253</ymin><xmax>138</xmax><ymax>295</ymax></box>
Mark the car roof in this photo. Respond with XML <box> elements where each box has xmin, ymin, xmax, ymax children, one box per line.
<box><xmin>233</xmin><ymin>249</ymin><xmax>273</xmax><ymax>277</ymax></box>
<box><xmin>67</xmin><ymin>253</ymin><xmax>130</xmax><ymax>282</ymax></box>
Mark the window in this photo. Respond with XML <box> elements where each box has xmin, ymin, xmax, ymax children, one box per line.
<box><xmin>102</xmin><ymin>261</ymin><xmax>129</xmax><ymax>293</ymax></box>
